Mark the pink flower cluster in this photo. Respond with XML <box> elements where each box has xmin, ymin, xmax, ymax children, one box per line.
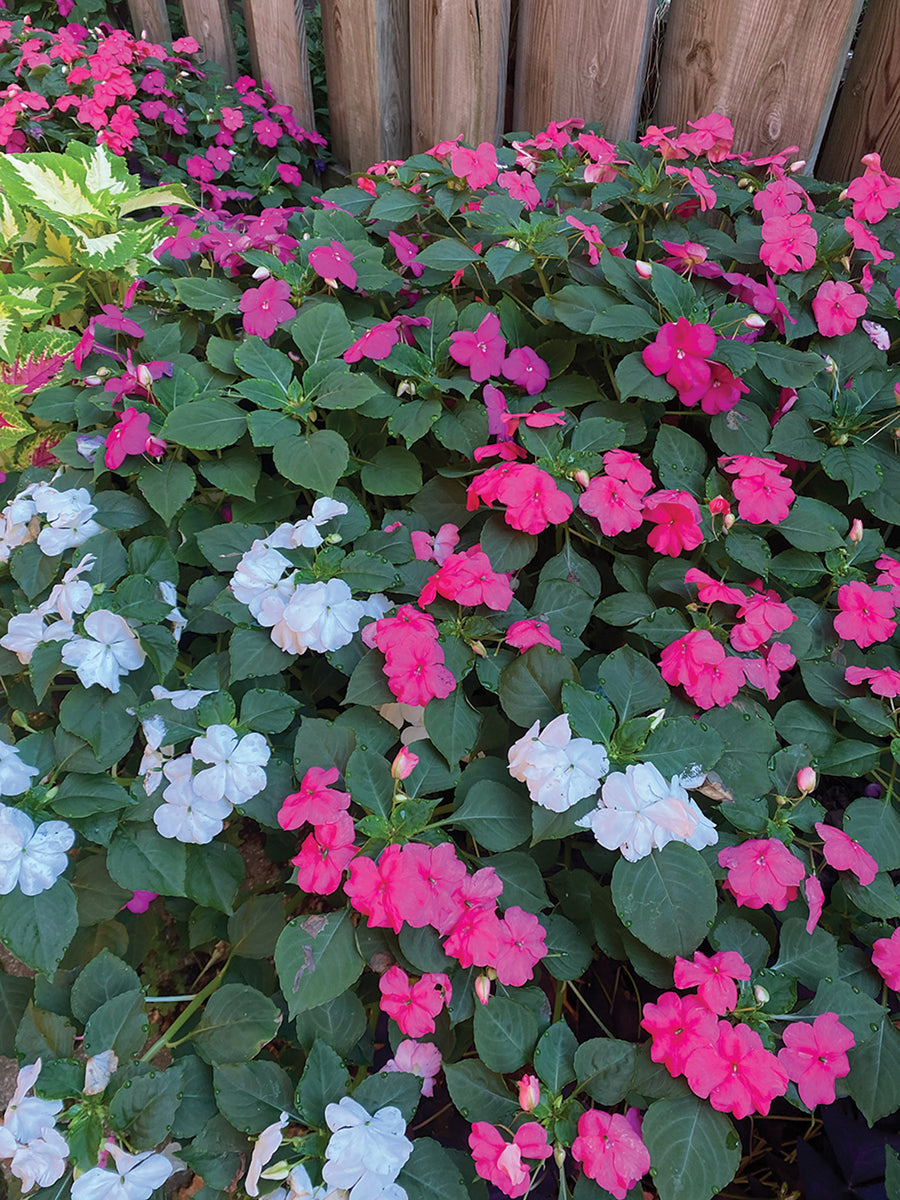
<box><xmin>756</xmin><ymin>176</ymin><xmax>818</xmax><ymax>274</ymax></box>
<box><xmin>718</xmin><ymin>838</ymin><xmax>805</xmax><ymax>910</ymax></box>
<box><xmin>572</xmin><ymin>1109</ymin><xmax>650</xmax><ymax>1200</ymax></box>
<box><xmin>468</xmin><ymin>1121</ymin><xmax>551</xmax><ymax>1198</ymax></box>
<box><xmin>718</xmin><ymin>455</ymin><xmax>796</xmax><ymax>525</ymax></box>
<box><xmin>418</xmin><ymin>544</ymin><xmax>513</xmax><ymax>611</ymax></box>
<box><xmin>449</xmin><ymin>313</ymin><xmax>550</xmax><ymax>395</ymax></box>
<box><xmin>833</xmin><ymin>580</ymin><xmax>897</xmax><ymax>648</ymax></box>
<box><xmin>643</xmin><ymin>319</ymin><xmax>748</xmax><ymax>414</ymax></box>
<box><xmin>344</xmin><ymin>841</ymin><xmax>546</xmax><ymax>987</ymax></box>
<box><xmin>379</xmin><ymin>966</ymin><xmax>450</xmax><ymax>1037</ymax></box>
<box><xmin>362</xmin><ymin>605</ymin><xmax>455</xmax><ymax>706</ymax></box>
<box><xmin>467</xmin><ymin>463</ymin><xmax>573</xmax><ymax>535</ymax></box>
<box><xmin>277</xmin><ymin>766</ymin><xmax>357</xmax><ymax>894</ymax></box>
<box><xmin>660</xmin><ymin>629</ymin><xmax>746</xmax><ymax>709</ymax></box>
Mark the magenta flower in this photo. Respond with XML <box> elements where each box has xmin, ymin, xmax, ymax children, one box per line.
<box><xmin>812</xmin><ymin>280</ymin><xmax>868</xmax><ymax>337</ymax></box>
<box><xmin>642</xmin><ymin>318</ymin><xmax>716</xmax><ymax>404</ymax></box>
<box><xmin>502</xmin><ymin>346</ymin><xmax>549</xmax><ymax>394</ymax></box>
<box><xmin>777</xmin><ymin>1013</ymin><xmax>854</xmax><ymax>1109</ymax></box>
<box><xmin>104</xmin><ymin>407</ymin><xmax>160</xmax><ymax>470</ymax></box>
<box><xmin>253</xmin><ymin>118</ymin><xmax>282</xmax><ymax>147</ymax></box>
<box><xmin>815</xmin><ymin>822</ymin><xmax>878</xmax><ymax>885</ymax></box>
<box><xmin>308</xmin><ymin>241</ymin><xmax>357</xmax><ymax>289</ymax></box>
<box><xmin>833</xmin><ymin>581</ymin><xmax>897</xmax><ymax>648</ymax></box>
<box><xmin>449</xmin><ymin>312</ymin><xmax>507</xmax><ymax>383</ymax></box>
<box><xmin>449</xmin><ymin>141</ymin><xmax>498</xmax><ymax>188</ymax></box>
<box><xmin>238</xmin><ymin>278</ymin><xmax>296</xmax><ymax>338</ymax></box>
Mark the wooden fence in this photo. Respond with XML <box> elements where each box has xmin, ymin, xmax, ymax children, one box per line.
<box><xmin>125</xmin><ymin>0</ymin><xmax>900</xmax><ymax>183</ymax></box>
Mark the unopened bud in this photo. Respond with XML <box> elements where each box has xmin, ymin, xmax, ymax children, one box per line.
<box><xmin>397</xmin><ymin>379</ymin><xmax>417</xmax><ymax>397</ymax></box>
<box><xmin>838</xmin><ymin>187</ymin><xmax>849</xmax><ymax>203</ymax></box>
<box><xmin>554</xmin><ymin>1145</ymin><xmax>566</xmax><ymax>1169</ymax></box>
<box><xmin>754</xmin><ymin>984</ymin><xmax>770</xmax><ymax>1005</ymax></box>
<box><xmin>648</xmin><ymin>708</ymin><xmax>666</xmax><ymax>732</ymax></box>
<box><xmin>797</xmin><ymin>766</ymin><xmax>817</xmax><ymax>795</ymax></box>
<box><xmin>788</xmin><ymin>160</ymin><xmax>807</xmax><ymax>174</ymax></box>
<box><xmin>10</xmin><ymin>711</ymin><xmax>30</xmax><ymax>728</ymax></box>
<box><xmin>96</xmin><ymin>366</ymin><xmax>110</xmax><ymax>378</ymax></box>
<box><xmin>743</xmin><ymin>313</ymin><xmax>766</xmax><ymax>329</ymax></box>
<box><xmin>572</xmin><ymin>469</ymin><xmax>590</xmax><ymax>490</ymax></box>
<box><xmin>709</xmin><ymin>495</ymin><xmax>731</xmax><ymax>516</ymax></box>
<box><xmin>474</xmin><ymin>974</ymin><xmax>491</xmax><ymax>1006</ymax></box>
<box><xmin>83</xmin><ymin>375</ymin><xmax>103</xmax><ymax>386</ymax></box>
<box><xmin>136</xmin><ymin>364</ymin><xmax>154</xmax><ymax>388</ymax></box>
<box><xmin>635</xmin><ymin>260</ymin><xmax>653</xmax><ymax>279</ymax></box>
<box><xmin>849</xmin><ymin>518</ymin><xmax>864</xmax><ymax>544</ymax></box>
<box><xmin>517</xmin><ymin>1074</ymin><xmax>540</xmax><ymax>1113</ymax></box>
<box><xmin>722</xmin><ymin>513</ymin><xmax>736</xmax><ymax>530</ymax></box>
<box><xmin>390</xmin><ymin>747</ymin><xmax>419</xmax><ymax>781</ymax></box>
<box><xmin>470</xmin><ymin>640</ymin><xmax>487</xmax><ymax>658</ymax></box>
<box><xmin>251</xmin><ymin>266</ymin><xmax>271</xmax><ymax>280</ymax></box>
<box><xmin>824</xmin><ymin>355</ymin><xmax>838</xmax><ymax>376</ymax></box>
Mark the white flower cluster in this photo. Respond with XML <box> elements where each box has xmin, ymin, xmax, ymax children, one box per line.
<box><xmin>229</xmin><ymin>500</ymin><xmax>389</xmax><ymax>655</ymax></box>
<box><xmin>245</xmin><ymin>1113</ymin><xmax>340</xmax><ymax>1200</ymax></box>
<box><xmin>138</xmin><ymin>687</ymin><xmax>212</xmax><ymax>795</ymax></box>
<box><xmin>508</xmin><ymin>714</ymin><xmax>610</xmax><ymax>812</ymax></box>
<box><xmin>71</xmin><ymin>1143</ymin><xmax>174</xmax><ymax>1200</ymax></box>
<box><xmin>0</xmin><ymin>1061</ymin><xmax>69</xmax><ymax>1193</ymax></box>
<box><xmin>577</xmin><ymin>762</ymin><xmax>718</xmax><ymax>862</ymax></box>
<box><xmin>0</xmin><ymin>481</ymin><xmax>101</xmax><ymax>562</ymax></box>
<box><xmin>0</xmin><ymin>806</ymin><xmax>74</xmax><ymax>896</ymax></box>
<box><xmin>152</xmin><ymin>723</ymin><xmax>270</xmax><ymax>844</ymax></box>
<box><xmin>1</xmin><ymin>555</ymin><xmax>97</xmax><ymax>666</ymax></box>
<box><xmin>323</xmin><ymin>1098</ymin><xmax>412</xmax><ymax>1200</ymax></box>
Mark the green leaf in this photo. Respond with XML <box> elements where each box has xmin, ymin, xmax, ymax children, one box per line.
<box><xmin>653</xmin><ymin>424</ymin><xmax>706</xmax><ymax>496</ymax></box>
<box><xmin>191</xmin><ymin>984</ymin><xmax>281</xmax><ymax>1064</ymax></box>
<box><xmin>59</xmin><ymin>686</ymin><xmax>137</xmax><ymax>766</ymax></box>
<box><xmin>291</xmin><ymin>299</ymin><xmax>353</xmax><ymax>363</ymax></box>
<box><xmin>212</xmin><ymin>1060</ymin><xmax>296</xmax><ymax>1134</ymax></box>
<box><xmin>573</xmin><ymin>1037</ymin><xmax>636</xmax><ymax>1104</ymax></box>
<box><xmin>173</xmin><ymin>276</ymin><xmax>241</xmax><ymax>313</ymax></box>
<box><xmin>642</xmin><ymin>1096</ymin><xmax>740</xmax><ymax>1200</ymax></box>
<box><xmin>239</xmin><ymin>689</ymin><xmax>300</xmax><ymax>734</ymax></box>
<box><xmin>498</xmin><ymin>645</ymin><xmax>577</xmax><ymax>728</ymax></box>
<box><xmin>847</xmin><ymin>1015</ymin><xmax>900</xmax><ymax>1124</ymax></box>
<box><xmin>541</xmin><ymin>913</ymin><xmax>594</xmax><ymax>980</ymax></box>
<box><xmin>360</xmin><ymin>446</ymin><xmax>423</xmax><ymax>496</ymax></box>
<box><xmin>171</xmin><ymin>1056</ymin><xmax>217</xmax><ymax>1139</ymax></box>
<box><xmin>533</xmin><ymin>1021</ymin><xmax>578</xmax><ymax>1092</ymax></box>
<box><xmin>184</xmin><ymin>842</ymin><xmax>244</xmax><ymax>914</ymax></box>
<box><xmin>273</xmin><ymin>429</ymin><xmax>349</xmax><ymax>492</ymax></box>
<box><xmin>0</xmin><ymin>880</ymin><xmax>78</xmax><ymax>974</ymax></box>
<box><xmin>611</xmin><ymin>844</ymin><xmax>717</xmax><ymax>958</ymax></box>
<box><xmin>199</xmin><ymin>450</ymin><xmax>261</xmax><ymax>501</ymax></box>
<box><xmin>83</xmin><ymin>990</ymin><xmax>148</xmax><ymax>1059</ymax></box>
<box><xmin>425</xmin><ymin>689</ymin><xmax>482</xmax><ymax>765</ymax></box>
<box><xmin>642</xmin><ymin>717</ymin><xmax>724</xmax><ymax>779</ymax></box>
<box><xmin>822</xmin><ymin>445</ymin><xmax>882</xmax><ymax>500</ymax></box>
<box><xmin>71</xmin><ymin>949</ymin><xmax>141</xmax><ymax>1023</ymax></box>
<box><xmin>297</xmin><ymin>1039</ymin><xmax>350</xmax><ymax>1125</ymax></box>
<box><xmin>453</xmin><ymin>780</ymin><xmax>531</xmax><ymax>851</ymax></box>
<box><xmin>109</xmin><ymin>1066</ymin><xmax>182</xmax><ymax>1149</ymax></box>
<box><xmin>0</xmin><ymin>974</ymin><xmax>33</xmax><ymax>1057</ymax></box>
<box><xmin>399</xmin><ymin>1138</ymin><xmax>470</xmax><ymax>1200</ymax></box>
<box><xmin>595</xmin><ymin>645</ymin><xmax>669</xmax><ymax>722</ymax></box>
<box><xmin>777</xmin><ymin>497</ymin><xmax>848</xmax><ymax>551</ymax></box>
<box><xmin>352</xmin><ymin>1071</ymin><xmax>422</xmax><ymax>1121</ymax></box>
<box><xmin>227</xmin><ymin>896</ymin><xmax>285</xmax><ymax>960</ymax></box>
<box><xmin>162</xmin><ymin>400</ymin><xmax>247</xmax><ymax>450</ymax></box>
<box><xmin>107</xmin><ymin>824</ymin><xmax>188</xmax><ymax>897</ymax></box>
<box><xmin>801</xmin><ymin>979</ymin><xmax>885</xmax><ymax>1046</ymax></box>
<box><xmin>234</xmin><ymin>337</ymin><xmax>294</xmax><ymax>391</ymax></box>
<box><xmin>415</xmin><ymin>238</ymin><xmax>482</xmax><ymax>271</ymax></box>
<box><xmin>345</xmin><ymin>748</ymin><xmax>394</xmax><ymax>819</ymax></box>
<box><xmin>294</xmin><ymin>993</ymin><xmax>367</xmax><ymax>1058</ymax></box>
<box><xmin>843</xmin><ymin>797</ymin><xmax>900</xmax><ymax>871</ymax></box>
<box><xmin>755</xmin><ymin>343</ymin><xmax>823</xmax><ymax>387</ymax></box>
<box><xmin>275</xmin><ymin>910</ymin><xmax>364</xmax><ymax>1017</ymax></box>
<box><xmin>228</xmin><ymin>627</ymin><xmax>295</xmax><ymax>683</ymax></box>
<box><xmin>443</xmin><ymin>1059</ymin><xmax>519</xmax><ymax>1125</ymax></box>
<box><xmin>651</xmin><ymin>263</ymin><xmax>699</xmax><ymax>320</ymax></box>
<box><xmin>772</xmin><ymin>918</ymin><xmax>840</xmax><ymax>989</ymax></box>
<box><xmin>562</xmin><ymin>681</ymin><xmax>617</xmax><ymax>743</ymax></box>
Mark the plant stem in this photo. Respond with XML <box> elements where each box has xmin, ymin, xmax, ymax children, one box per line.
<box><xmin>139</xmin><ymin>960</ymin><xmax>229</xmax><ymax>1063</ymax></box>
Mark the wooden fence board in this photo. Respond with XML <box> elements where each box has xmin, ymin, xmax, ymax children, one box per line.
<box><xmin>181</xmin><ymin>0</ymin><xmax>237</xmax><ymax>83</ymax></box>
<box><xmin>513</xmin><ymin>0</ymin><xmax>655</xmax><ymax>142</ymax></box>
<box><xmin>321</xmin><ymin>0</ymin><xmax>410</xmax><ymax>174</ymax></box>
<box><xmin>243</xmin><ymin>0</ymin><xmax>315</xmax><ymax>129</ymax></box>
<box><xmin>409</xmin><ymin>0</ymin><xmax>511</xmax><ymax>153</ymax></box>
<box><xmin>818</xmin><ymin>0</ymin><xmax>900</xmax><ymax>181</ymax></box>
<box><xmin>127</xmin><ymin>0</ymin><xmax>172</xmax><ymax>45</ymax></box>
<box><xmin>656</xmin><ymin>0</ymin><xmax>862</xmax><ymax>167</ymax></box>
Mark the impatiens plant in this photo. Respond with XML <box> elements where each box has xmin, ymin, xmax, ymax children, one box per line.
<box><xmin>4</xmin><ymin>104</ymin><xmax>900</xmax><ymax>1200</ymax></box>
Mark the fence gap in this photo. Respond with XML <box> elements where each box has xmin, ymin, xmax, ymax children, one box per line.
<box><xmin>243</xmin><ymin>0</ymin><xmax>315</xmax><ymax>130</ymax></box>
<box><xmin>513</xmin><ymin>0</ymin><xmax>655</xmax><ymax>142</ymax></box>
<box><xmin>656</xmin><ymin>0</ymin><xmax>863</xmax><ymax>167</ymax></box>
<box><xmin>409</xmin><ymin>0</ymin><xmax>511</xmax><ymax>153</ymax></box>
<box><xmin>321</xmin><ymin>0</ymin><xmax>410</xmax><ymax>175</ymax></box>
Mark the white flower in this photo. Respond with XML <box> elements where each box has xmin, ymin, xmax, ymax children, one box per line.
<box><xmin>191</xmin><ymin>725</ymin><xmax>270</xmax><ymax>805</ymax></box>
<box><xmin>4</xmin><ymin>1062</ymin><xmax>62</xmax><ymax>1142</ymax></box>
<box><xmin>281</xmin><ymin>580</ymin><xmax>367</xmax><ymax>654</ymax></box>
<box><xmin>265</xmin><ymin>498</ymin><xmax>348</xmax><ymax>550</ymax></box>
<box><xmin>71</xmin><ymin>1145</ymin><xmax>173</xmax><ymax>1200</ymax></box>
<box><xmin>158</xmin><ymin>580</ymin><xmax>186</xmax><ymax>643</ymax></box>
<box><xmin>45</xmin><ymin>555</ymin><xmax>95</xmax><ymax>622</ymax></box>
<box><xmin>245</xmin><ymin>1112</ymin><xmax>289</xmax><ymax>1196</ymax></box>
<box><xmin>508</xmin><ymin>714</ymin><xmax>608</xmax><ymax>812</ymax></box>
<box><xmin>9</xmin><ymin>1126</ymin><xmax>69</xmax><ymax>1191</ymax></box>
<box><xmin>377</xmin><ymin>703</ymin><xmax>429</xmax><ymax>746</ymax></box>
<box><xmin>83</xmin><ymin>1050</ymin><xmax>118</xmax><ymax>1096</ymax></box>
<box><xmin>33</xmin><ymin>485</ymin><xmax>101</xmax><ymax>556</ymax></box>
<box><xmin>139</xmin><ymin>716</ymin><xmax>173</xmax><ymax>796</ymax></box>
<box><xmin>0</xmin><ymin>1060</ymin><xmax>68</xmax><ymax>1191</ymax></box>
<box><xmin>61</xmin><ymin>610</ymin><xmax>146</xmax><ymax>692</ymax></box>
<box><xmin>1</xmin><ymin>611</ymin><xmax>52</xmax><ymax>665</ymax></box>
<box><xmin>577</xmin><ymin>762</ymin><xmax>718</xmax><ymax>862</ymax></box>
<box><xmin>150</xmin><ymin>685</ymin><xmax>212</xmax><ymax>710</ymax></box>
<box><xmin>0</xmin><ymin>741</ymin><xmax>39</xmax><ymax>798</ymax></box>
<box><xmin>0</xmin><ymin>808</ymin><xmax>74</xmax><ymax>895</ymax></box>
<box><xmin>154</xmin><ymin>756</ymin><xmax>231</xmax><ymax>844</ymax></box>
<box><xmin>230</xmin><ymin>541</ymin><xmax>294</xmax><ymax>618</ymax></box>
<box><xmin>322</xmin><ymin>1098</ymin><xmax>412</xmax><ymax>1200</ymax></box>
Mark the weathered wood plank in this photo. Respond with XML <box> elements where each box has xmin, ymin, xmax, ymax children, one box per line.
<box><xmin>244</xmin><ymin>0</ymin><xmax>315</xmax><ymax>129</ymax></box>
<box><xmin>321</xmin><ymin>0</ymin><xmax>410</xmax><ymax>174</ymax></box>
<box><xmin>818</xmin><ymin>0</ymin><xmax>900</xmax><ymax>181</ymax></box>
<box><xmin>181</xmin><ymin>0</ymin><xmax>238</xmax><ymax>83</ymax></box>
<box><xmin>656</xmin><ymin>0</ymin><xmax>863</xmax><ymax>166</ymax></box>
<box><xmin>513</xmin><ymin>0</ymin><xmax>655</xmax><ymax>142</ymax></box>
<box><xmin>127</xmin><ymin>0</ymin><xmax>171</xmax><ymax>45</ymax></box>
<box><xmin>409</xmin><ymin>0</ymin><xmax>511</xmax><ymax>152</ymax></box>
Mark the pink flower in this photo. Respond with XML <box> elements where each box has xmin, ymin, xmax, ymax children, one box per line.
<box><xmin>579</xmin><ymin>474</ymin><xmax>645</xmax><ymax>537</ymax></box>
<box><xmin>641</xmin><ymin>992</ymin><xmax>719</xmax><ymax>1077</ymax></box>
<box><xmin>777</xmin><ymin>1013</ymin><xmax>854</xmax><ymax>1109</ymax></box>
<box><xmin>661</xmin><ymin>628</ymin><xmax>747</xmax><ymax>709</ymax></box>
<box><xmin>418</xmin><ymin>545</ymin><xmax>513</xmax><ymax>611</ymax></box>
<box><xmin>566</xmin><ymin>215</ymin><xmax>605</xmax><ymax>264</ymax></box>
<box><xmin>872</xmin><ymin>927</ymin><xmax>900</xmax><ymax>990</ymax></box>
<box><xmin>760</xmin><ymin>213</ymin><xmax>817</xmax><ymax>274</ymax></box>
<box><xmin>729</xmin><ymin>590</ymin><xmax>796</xmax><ymax>651</ymax></box>
<box><xmin>383</xmin><ymin>638</ymin><xmax>456</xmax><ymax>707</ymax></box>
<box><xmin>718</xmin><ymin>838</ymin><xmax>805</xmax><ymax>910</ymax></box>
<box><xmin>382</xmin><ymin>1040</ymin><xmax>441</xmax><ymax>1097</ymax></box>
<box><xmin>308</xmin><ymin>241</ymin><xmax>357</xmax><ymax>289</ymax></box>
<box><xmin>292</xmin><ymin>822</ymin><xmax>357</xmax><ymax>894</ymax></box>
<box><xmin>845</xmin><ymin>216</ymin><xmax>894</xmax><ymax>265</ymax></box>
<box><xmin>502</xmin><ymin>346</ymin><xmax>549</xmax><ymax>395</ymax></box>
<box><xmin>845</xmin><ymin>664</ymin><xmax>900</xmax><ymax>698</ymax></box>
<box><xmin>388</xmin><ymin>231</ymin><xmax>424</xmax><ymax>277</ymax></box>
<box><xmin>643</xmin><ymin>489</ymin><xmax>704</xmax><ymax>557</ymax></box>
<box><xmin>572</xmin><ymin>1109</ymin><xmax>650</xmax><ymax>1200</ymax></box>
<box><xmin>666</xmin><ymin>164</ymin><xmax>717</xmax><ymax>211</ymax></box>
<box><xmin>846</xmin><ymin>154</ymin><xmax>900</xmax><ymax>223</ymax></box>
<box><xmin>498</xmin><ymin>169</ymin><xmax>540</xmax><ymax>211</ymax></box>
<box><xmin>239</xmin><ymin>277</ymin><xmax>296</xmax><ymax>338</ymax></box>
<box><xmin>449</xmin><ymin>313</ymin><xmax>507</xmax><ymax>383</ymax></box>
<box><xmin>410</xmin><ymin>523</ymin><xmax>459</xmax><ymax>565</ymax></box>
<box><xmin>253</xmin><ymin>118</ymin><xmax>282</xmax><ymax>147</ymax></box>
<box><xmin>342</xmin><ymin>321</ymin><xmax>399</xmax><ymax>363</ymax></box>
<box><xmin>719</xmin><ymin>455</ymin><xmax>795</xmax><ymax>525</ymax></box>
<box><xmin>390</xmin><ymin>747</ymin><xmax>418</xmax><ymax>781</ymax></box>
<box><xmin>469</xmin><ymin>1121</ymin><xmax>551</xmax><ymax>1199</ymax></box>
<box><xmin>673</xmin><ymin>950</ymin><xmax>752</xmax><ymax>1015</ymax></box>
<box><xmin>467</xmin><ymin>463</ymin><xmax>573</xmax><ymax>534</ymax></box>
<box><xmin>104</xmin><ymin>407</ymin><xmax>160</xmax><ymax>470</ymax></box>
<box><xmin>812</xmin><ymin>280</ymin><xmax>868</xmax><ymax>338</ymax></box>
<box><xmin>685</xmin><ymin>567</ymin><xmax>746</xmax><ymax>607</ymax></box>
<box><xmin>643</xmin><ymin>318</ymin><xmax>716</xmax><ymax>404</ymax></box>
<box><xmin>124</xmin><ymin>890</ymin><xmax>157</xmax><ymax>914</ymax></box>
<box><xmin>278</xmin><ymin>766</ymin><xmax>351</xmax><ymax>830</ymax></box>
<box><xmin>379</xmin><ymin>966</ymin><xmax>451</xmax><ymax>1038</ymax></box>
<box><xmin>277</xmin><ymin>163</ymin><xmax>303</xmax><ymax>185</ymax></box>
<box><xmin>815</xmin><ymin>822</ymin><xmax>879</xmax><ymax>884</ymax></box>
<box><xmin>685</xmin><ymin>1020</ymin><xmax>788</xmax><ymax>1118</ymax></box>
<box><xmin>834</xmin><ymin>581</ymin><xmax>897</xmax><ymax>648</ymax></box>
<box><xmin>517</xmin><ymin>1075</ymin><xmax>540</xmax><ymax>1113</ymax></box>
<box><xmin>504</xmin><ymin>619</ymin><xmax>561</xmax><ymax>654</ymax></box>
<box><xmin>450</xmin><ymin>141</ymin><xmax>498</xmax><ymax>189</ymax></box>
<box><xmin>698</xmin><ymin>361</ymin><xmax>750</xmax><ymax>414</ymax></box>
<box><xmin>805</xmin><ymin>875</ymin><xmax>825</xmax><ymax>934</ymax></box>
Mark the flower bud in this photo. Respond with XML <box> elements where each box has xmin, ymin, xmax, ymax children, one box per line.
<box><xmin>83</xmin><ymin>375</ymin><xmax>103</xmax><ymax>386</ymax></box>
<box><xmin>136</xmin><ymin>364</ymin><xmax>155</xmax><ymax>388</ymax></box>
<box><xmin>823</xmin><ymin>355</ymin><xmax>838</xmax><ymax>376</ymax></box>
<box><xmin>397</xmin><ymin>379</ymin><xmax>417</xmax><ymax>397</ymax></box>
<box><xmin>554</xmin><ymin>1145</ymin><xmax>566</xmax><ymax>1169</ymax></box>
<box><xmin>797</xmin><ymin>766</ymin><xmax>817</xmax><ymax>795</ymax></box>
<box><xmin>517</xmin><ymin>1074</ymin><xmax>540</xmax><ymax>1113</ymax></box>
<box><xmin>722</xmin><ymin>513</ymin><xmax>736</xmax><ymax>530</ymax></box>
<box><xmin>391</xmin><ymin>747</ymin><xmax>419</xmax><ymax>781</ymax></box>
<box><xmin>709</xmin><ymin>495</ymin><xmax>731</xmax><ymax>516</ymax></box>
<box><xmin>754</xmin><ymin>984</ymin><xmax>770</xmax><ymax>1005</ymax></box>
<box><xmin>635</xmin><ymin>260</ymin><xmax>653</xmax><ymax>279</ymax></box>
<box><xmin>252</xmin><ymin>266</ymin><xmax>271</xmax><ymax>281</ymax></box>
<box><xmin>849</xmin><ymin>518</ymin><xmax>864</xmax><ymax>544</ymax></box>
<box><xmin>572</xmin><ymin>469</ymin><xmax>591</xmax><ymax>490</ymax></box>
<box><xmin>788</xmin><ymin>160</ymin><xmax>807</xmax><ymax>174</ymax></box>
<box><xmin>469</xmin><ymin>640</ymin><xmax>487</xmax><ymax>658</ymax></box>
<box><xmin>474</xmin><ymin>974</ymin><xmax>491</xmax><ymax>1006</ymax></box>
<box><xmin>743</xmin><ymin>313</ymin><xmax>766</xmax><ymax>329</ymax></box>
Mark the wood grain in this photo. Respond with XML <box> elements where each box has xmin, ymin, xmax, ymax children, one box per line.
<box><xmin>657</xmin><ymin>0</ymin><xmax>863</xmax><ymax>166</ymax></box>
<box><xmin>321</xmin><ymin>0</ymin><xmax>411</xmax><ymax>174</ymax></box>
<box><xmin>181</xmin><ymin>0</ymin><xmax>238</xmax><ymax>83</ymax></box>
<box><xmin>818</xmin><ymin>0</ymin><xmax>900</xmax><ymax>180</ymax></box>
<box><xmin>409</xmin><ymin>0</ymin><xmax>511</xmax><ymax>152</ymax></box>
<box><xmin>244</xmin><ymin>0</ymin><xmax>315</xmax><ymax>128</ymax></box>
<box><xmin>126</xmin><ymin>0</ymin><xmax>171</xmax><ymax>45</ymax></box>
<box><xmin>513</xmin><ymin>0</ymin><xmax>655</xmax><ymax>142</ymax></box>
